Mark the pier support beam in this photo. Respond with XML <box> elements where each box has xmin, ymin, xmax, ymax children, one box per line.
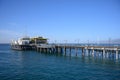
<box><xmin>82</xmin><ymin>48</ymin><xmax>84</xmax><ymax>56</ymax></box>
<box><xmin>75</xmin><ymin>48</ymin><xmax>78</xmax><ymax>56</ymax></box>
<box><xmin>106</xmin><ymin>50</ymin><xmax>109</xmax><ymax>58</ymax></box>
<box><xmin>39</xmin><ymin>48</ymin><xmax>41</xmax><ymax>53</ymax></box>
<box><xmin>91</xmin><ymin>47</ymin><xmax>94</xmax><ymax>56</ymax></box>
<box><xmin>86</xmin><ymin>49</ymin><xmax>89</xmax><ymax>56</ymax></box>
<box><xmin>60</xmin><ymin>48</ymin><xmax>63</xmax><ymax>53</ymax></box>
<box><xmin>64</xmin><ymin>47</ymin><xmax>66</xmax><ymax>55</ymax></box>
<box><xmin>58</xmin><ymin>47</ymin><xmax>60</xmax><ymax>53</ymax></box>
<box><xmin>103</xmin><ymin>48</ymin><xmax>105</xmax><ymax>58</ymax></box>
<box><xmin>116</xmin><ymin>50</ymin><xmax>118</xmax><ymax>59</ymax></box>
<box><xmin>58</xmin><ymin>47</ymin><xmax>61</xmax><ymax>53</ymax></box>
<box><xmin>69</xmin><ymin>48</ymin><xmax>71</xmax><ymax>56</ymax></box>
<box><xmin>92</xmin><ymin>50</ymin><xmax>94</xmax><ymax>56</ymax></box>
<box><xmin>85</xmin><ymin>47</ymin><xmax>88</xmax><ymax>56</ymax></box>
<box><xmin>37</xmin><ymin>47</ymin><xmax>38</xmax><ymax>52</ymax></box>
<box><xmin>47</xmin><ymin>48</ymin><xmax>49</xmax><ymax>53</ymax></box>
<box><xmin>50</xmin><ymin>48</ymin><xmax>51</xmax><ymax>53</ymax></box>
<box><xmin>51</xmin><ymin>48</ymin><xmax>53</xmax><ymax>53</ymax></box>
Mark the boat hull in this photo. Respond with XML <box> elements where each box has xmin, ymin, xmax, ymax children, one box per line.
<box><xmin>11</xmin><ymin>45</ymin><xmax>35</xmax><ymax>50</ymax></box>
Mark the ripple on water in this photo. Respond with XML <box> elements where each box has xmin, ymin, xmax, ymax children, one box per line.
<box><xmin>0</xmin><ymin>44</ymin><xmax>120</xmax><ymax>80</ymax></box>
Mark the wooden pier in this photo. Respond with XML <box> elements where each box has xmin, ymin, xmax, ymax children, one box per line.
<box><xmin>36</xmin><ymin>44</ymin><xmax>120</xmax><ymax>59</ymax></box>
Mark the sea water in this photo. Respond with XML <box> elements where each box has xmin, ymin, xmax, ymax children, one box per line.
<box><xmin>0</xmin><ymin>44</ymin><xmax>120</xmax><ymax>80</ymax></box>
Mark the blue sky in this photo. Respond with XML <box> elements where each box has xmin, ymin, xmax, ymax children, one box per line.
<box><xmin>0</xmin><ymin>0</ymin><xmax>120</xmax><ymax>43</ymax></box>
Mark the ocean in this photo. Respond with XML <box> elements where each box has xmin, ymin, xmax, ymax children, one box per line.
<box><xmin>0</xmin><ymin>44</ymin><xmax>120</xmax><ymax>80</ymax></box>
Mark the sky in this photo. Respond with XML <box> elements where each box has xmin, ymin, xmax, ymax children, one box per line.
<box><xmin>0</xmin><ymin>0</ymin><xmax>120</xmax><ymax>43</ymax></box>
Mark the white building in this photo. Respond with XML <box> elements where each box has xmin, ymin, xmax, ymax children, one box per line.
<box><xmin>11</xmin><ymin>37</ymin><xmax>30</xmax><ymax>45</ymax></box>
<box><xmin>18</xmin><ymin>37</ymin><xmax>30</xmax><ymax>45</ymax></box>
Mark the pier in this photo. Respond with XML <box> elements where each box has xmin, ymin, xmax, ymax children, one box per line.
<box><xmin>10</xmin><ymin>36</ymin><xmax>120</xmax><ymax>59</ymax></box>
<box><xmin>36</xmin><ymin>44</ymin><xmax>120</xmax><ymax>59</ymax></box>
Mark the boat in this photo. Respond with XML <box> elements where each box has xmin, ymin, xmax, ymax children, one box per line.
<box><xmin>11</xmin><ymin>37</ymin><xmax>32</xmax><ymax>50</ymax></box>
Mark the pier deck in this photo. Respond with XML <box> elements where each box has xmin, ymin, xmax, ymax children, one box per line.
<box><xmin>36</xmin><ymin>44</ymin><xmax>120</xmax><ymax>59</ymax></box>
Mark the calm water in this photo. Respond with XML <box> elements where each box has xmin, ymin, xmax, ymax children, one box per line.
<box><xmin>0</xmin><ymin>44</ymin><xmax>120</xmax><ymax>80</ymax></box>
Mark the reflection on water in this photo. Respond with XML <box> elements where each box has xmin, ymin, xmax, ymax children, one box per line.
<box><xmin>0</xmin><ymin>44</ymin><xmax>120</xmax><ymax>80</ymax></box>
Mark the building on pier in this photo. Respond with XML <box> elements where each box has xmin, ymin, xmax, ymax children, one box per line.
<box><xmin>11</xmin><ymin>36</ymin><xmax>48</xmax><ymax>50</ymax></box>
<box><xmin>30</xmin><ymin>36</ymin><xmax>48</xmax><ymax>45</ymax></box>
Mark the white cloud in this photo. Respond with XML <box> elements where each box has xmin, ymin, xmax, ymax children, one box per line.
<box><xmin>8</xmin><ymin>22</ymin><xmax>17</xmax><ymax>26</ymax></box>
<box><xmin>0</xmin><ymin>29</ymin><xmax>21</xmax><ymax>36</ymax></box>
<box><xmin>0</xmin><ymin>29</ymin><xmax>22</xmax><ymax>43</ymax></box>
